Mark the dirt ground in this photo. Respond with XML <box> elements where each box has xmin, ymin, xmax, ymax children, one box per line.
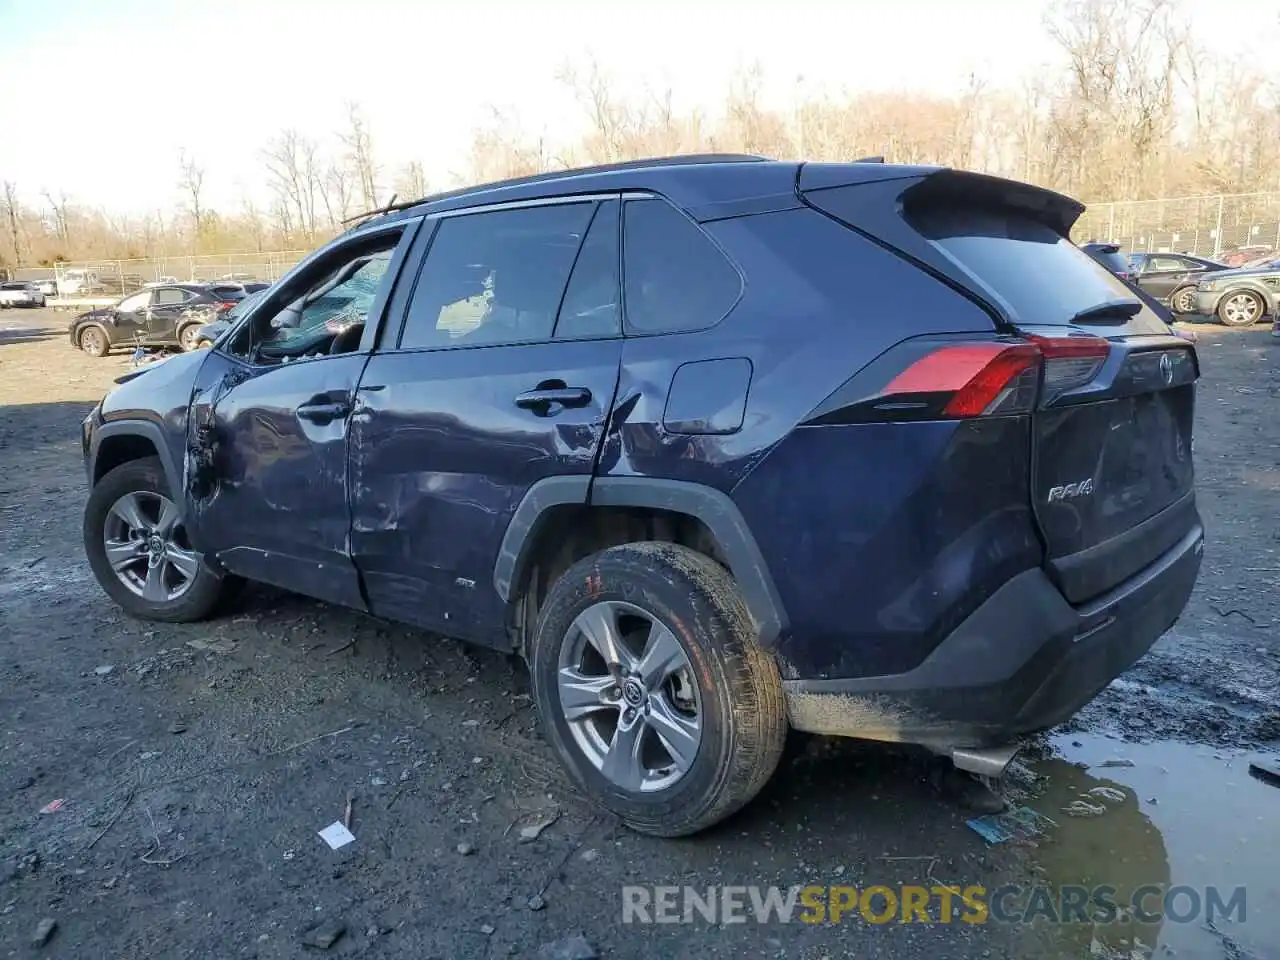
<box><xmin>1</xmin><ymin>309</ymin><xmax>1277</xmax><ymax>960</ymax></box>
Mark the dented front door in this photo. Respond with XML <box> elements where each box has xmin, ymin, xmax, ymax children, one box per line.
<box><xmin>185</xmin><ymin>350</ymin><xmax>368</xmax><ymax>610</ymax></box>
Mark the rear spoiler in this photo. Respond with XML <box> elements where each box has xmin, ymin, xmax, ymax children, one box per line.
<box><xmin>798</xmin><ymin>164</ymin><xmax>1085</xmax><ymax>237</ymax></box>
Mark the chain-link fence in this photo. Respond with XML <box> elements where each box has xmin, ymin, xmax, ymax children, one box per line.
<box><xmin>14</xmin><ymin>251</ymin><xmax>310</xmax><ymax>295</ymax></box>
<box><xmin>1073</xmin><ymin>192</ymin><xmax>1280</xmax><ymax>262</ymax></box>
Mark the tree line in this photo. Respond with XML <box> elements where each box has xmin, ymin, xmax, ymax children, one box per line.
<box><xmin>2</xmin><ymin>0</ymin><xmax>1277</xmax><ymax>268</ymax></box>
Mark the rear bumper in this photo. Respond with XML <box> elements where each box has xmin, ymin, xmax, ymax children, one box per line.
<box><xmin>782</xmin><ymin>524</ymin><xmax>1203</xmax><ymax>749</ymax></box>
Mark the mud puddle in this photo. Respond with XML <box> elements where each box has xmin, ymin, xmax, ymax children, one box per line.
<box><xmin>1020</xmin><ymin>733</ymin><xmax>1279</xmax><ymax>959</ymax></box>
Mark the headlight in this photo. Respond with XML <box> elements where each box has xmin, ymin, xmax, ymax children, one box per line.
<box><xmin>1198</xmin><ymin>280</ymin><xmax>1219</xmax><ymax>292</ymax></box>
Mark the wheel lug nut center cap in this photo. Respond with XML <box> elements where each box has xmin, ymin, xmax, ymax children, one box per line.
<box><xmin>621</xmin><ymin>678</ymin><xmax>645</xmax><ymax>707</ymax></box>
<box><xmin>148</xmin><ymin>536</ymin><xmax>164</xmax><ymax>556</ymax></box>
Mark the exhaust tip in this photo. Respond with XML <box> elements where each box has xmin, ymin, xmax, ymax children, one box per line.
<box><xmin>950</xmin><ymin>743</ymin><xmax>1022</xmax><ymax>779</ymax></box>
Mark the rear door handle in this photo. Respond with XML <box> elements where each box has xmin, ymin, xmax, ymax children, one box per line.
<box><xmin>296</xmin><ymin>401</ymin><xmax>351</xmax><ymax>424</ymax></box>
<box><xmin>514</xmin><ymin>387</ymin><xmax>592</xmax><ymax>411</ymax></box>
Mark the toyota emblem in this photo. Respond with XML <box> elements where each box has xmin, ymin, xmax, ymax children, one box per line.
<box><xmin>1159</xmin><ymin>352</ymin><xmax>1173</xmax><ymax>385</ymax></box>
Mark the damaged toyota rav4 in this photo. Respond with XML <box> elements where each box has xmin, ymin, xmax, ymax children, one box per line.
<box><xmin>81</xmin><ymin>156</ymin><xmax>1203</xmax><ymax>837</ymax></box>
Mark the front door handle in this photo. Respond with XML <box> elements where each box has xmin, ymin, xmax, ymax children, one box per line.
<box><xmin>514</xmin><ymin>387</ymin><xmax>592</xmax><ymax>412</ymax></box>
<box><xmin>296</xmin><ymin>401</ymin><xmax>351</xmax><ymax>424</ymax></box>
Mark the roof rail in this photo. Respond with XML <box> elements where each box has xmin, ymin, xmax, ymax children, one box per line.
<box><xmin>854</xmin><ymin>155</ymin><xmax>886</xmax><ymax>163</ymax></box>
<box><xmin>342</xmin><ymin>154</ymin><xmax>771</xmax><ymax>225</ymax></box>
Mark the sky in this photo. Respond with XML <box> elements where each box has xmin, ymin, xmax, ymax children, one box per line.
<box><xmin>0</xmin><ymin>0</ymin><xmax>1276</xmax><ymax>216</ymax></box>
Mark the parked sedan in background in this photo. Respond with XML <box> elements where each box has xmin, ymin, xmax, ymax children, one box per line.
<box><xmin>1127</xmin><ymin>252</ymin><xmax>1229</xmax><ymax>314</ymax></box>
<box><xmin>1194</xmin><ymin>260</ymin><xmax>1280</xmax><ymax>326</ymax></box>
<box><xmin>1080</xmin><ymin>243</ymin><xmax>1197</xmax><ymax>341</ymax></box>
<box><xmin>0</xmin><ymin>281</ymin><xmax>46</xmax><ymax>308</ymax></box>
<box><xmin>68</xmin><ymin>283</ymin><xmax>245</xmax><ymax>356</ymax></box>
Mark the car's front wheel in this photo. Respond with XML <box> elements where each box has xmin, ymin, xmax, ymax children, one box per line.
<box><xmin>528</xmin><ymin>542</ymin><xmax>787</xmax><ymax>837</ymax></box>
<box><xmin>78</xmin><ymin>325</ymin><xmax>109</xmax><ymax>357</ymax></box>
<box><xmin>84</xmin><ymin>457</ymin><xmax>230</xmax><ymax>622</ymax></box>
<box><xmin>1217</xmin><ymin>290</ymin><xmax>1265</xmax><ymax>326</ymax></box>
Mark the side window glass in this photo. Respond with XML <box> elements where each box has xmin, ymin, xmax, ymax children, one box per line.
<box><xmin>117</xmin><ymin>291</ymin><xmax>150</xmax><ymax>312</ymax></box>
<box><xmin>399</xmin><ymin>203</ymin><xmax>594</xmax><ymax>350</ymax></box>
<box><xmin>224</xmin><ymin>230</ymin><xmax>403</xmax><ymax>363</ymax></box>
<box><xmin>154</xmin><ymin>288</ymin><xmax>185</xmax><ymax>306</ymax></box>
<box><xmin>555</xmin><ymin>200</ymin><xmax>620</xmax><ymax>339</ymax></box>
<box><xmin>622</xmin><ymin>198</ymin><xmax>741</xmax><ymax>334</ymax></box>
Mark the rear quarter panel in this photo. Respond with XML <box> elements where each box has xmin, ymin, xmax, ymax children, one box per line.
<box><xmin>598</xmin><ymin>206</ymin><xmax>1002</xmax><ymax>489</ymax></box>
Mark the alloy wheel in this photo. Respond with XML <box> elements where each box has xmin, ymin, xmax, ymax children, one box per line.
<box><xmin>80</xmin><ymin>328</ymin><xmax>104</xmax><ymax>355</ymax></box>
<box><xmin>1223</xmin><ymin>293</ymin><xmax>1261</xmax><ymax>325</ymax></box>
<box><xmin>102</xmin><ymin>491</ymin><xmax>200</xmax><ymax>602</ymax></box>
<box><xmin>556</xmin><ymin>600</ymin><xmax>702</xmax><ymax>793</ymax></box>
<box><xmin>1172</xmin><ymin>288</ymin><xmax>1196</xmax><ymax>314</ymax></box>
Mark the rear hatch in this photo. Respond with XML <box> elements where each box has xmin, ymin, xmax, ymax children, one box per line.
<box><xmin>801</xmin><ymin>165</ymin><xmax>1199</xmax><ymax>605</ymax></box>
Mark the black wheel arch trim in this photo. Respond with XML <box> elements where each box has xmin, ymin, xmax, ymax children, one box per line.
<box><xmin>494</xmin><ymin>475</ymin><xmax>788</xmax><ymax>648</ymax></box>
<box><xmin>89</xmin><ymin>420</ymin><xmax>183</xmax><ymax>506</ymax></box>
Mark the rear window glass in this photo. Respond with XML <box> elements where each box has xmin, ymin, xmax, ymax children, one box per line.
<box><xmin>910</xmin><ymin>207</ymin><xmax>1137</xmax><ymax>326</ymax></box>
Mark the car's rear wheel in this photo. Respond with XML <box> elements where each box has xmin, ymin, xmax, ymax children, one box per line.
<box><xmin>84</xmin><ymin>457</ymin><xmax>229</xmax><ymax>622</ymax></box>
<box><xmin>528</xmin><ymin>542</ymin><xmax>787</xmax><ymax>837</ymax></box>
<box><xmin>1170</xmin><ymin>286</ymin><xmax>1197</xmax><ymax>315</ymax></box>
<box><xmin>1217</xmin><ymin>290</ymin><xmax>1264</xmax><ymax>326</ymax></box>
<box><xmin>78</xmin><ymin>325</ymin><xmax>109</xmax><ymax>357</ymax></box>
<box><xmin>177</xmin><ymin>323</ymin><xmax>203</xmax><ymax>352</ymax></box>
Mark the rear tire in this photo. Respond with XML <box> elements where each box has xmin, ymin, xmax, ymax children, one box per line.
<box><xmin>1217</xmin><ymin>290</ymin><xmax>1264</xmax><ymax>326</ymax></box>
<box><xmin>1169</xmin><ymin>286</ymin><xmax>1196</xmax><ymax>315</ymax></box>
<box><xmin>177</xmin><ymin>323</ymin><xmax>202</xmax><ymax>352</ymax></box>
<box><xmin>84</xmin><ymin>456</ymin><xmax>229</xmax><ymax>622</ymax></box>
<box><xmin>78</xmin><ymin>325</ymin><xmax>109</xmax><ymax>357</ymax></box>
<box><xmin>528</xmin><ymin>542</ymin><xmax>787</xmax><ymax>837</ymax></box>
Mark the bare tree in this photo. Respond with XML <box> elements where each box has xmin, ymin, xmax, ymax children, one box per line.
<box><xmin>2</xmin><ymin>182</ymin><xmax>23</xmax><ymax>266</ymax></box>
<box><xmin>262</xmin><ymin>130</ymin><xmax>321</xmax><ymax>242</ymax></box>
<box><xmin>557</xmin><ymin>58</ymin><xmax>634</xmax><ymax>163</ymax></box>
<box><xmin>178</xmin><ymin>151</ymin><xmax>208</xmax><ymax>239</ymax></box>
<box><xmin>340</xmin><ymin>103</ymin><xmax>379</xmax><ymax>208</ymax></box>
<box><xmin>321</xmin><ymin>163</ymin><xmax>354</xmax><ymax>227</ymax></box>
<box><xmin>395</xmin><ymin>161</ymin><xmax>428</xmax><ymax>201</ymax></box>
<box><xmin>41</xmin><ymin>189</ymin><xmax>72</xmax><ymax>246</ymax></box>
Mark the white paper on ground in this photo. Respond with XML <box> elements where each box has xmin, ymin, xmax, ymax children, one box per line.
<box><xmin>317</xmin><ymin>821</ymin><xmax>356</xmax><ymax>850</ymax></box>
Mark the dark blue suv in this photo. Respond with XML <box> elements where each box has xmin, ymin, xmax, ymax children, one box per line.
<box><xmin>81</xmin><ymin>155</ymin><xmax>1203</xmax><ymax>836</ymax></box>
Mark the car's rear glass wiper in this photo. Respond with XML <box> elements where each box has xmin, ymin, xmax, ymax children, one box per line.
<box><xmin>1068</xmin><ymin>298</ymin><xmax>1143</xmax><ymax>325</ymax></box>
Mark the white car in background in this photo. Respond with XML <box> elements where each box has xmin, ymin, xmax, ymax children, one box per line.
<box><xmin>0</xmin><ymin>282</ymin><xmax>47</xmax><ymax>308</ymax></box>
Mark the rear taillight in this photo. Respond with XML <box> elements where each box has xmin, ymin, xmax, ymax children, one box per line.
<box><xmin>1029</xmin><ymin>335</ymin><xmax>1111</xmax><ymax>403</ymax></box>
<box><xmin>884</xmin><ymin>343</ymin><xmax>1042</xmax><ymax>417</ymax></box>
<box><xmin>874</xmin><ymin>336</ymin><xmax>1109</xmax><ymax>420</ymax></box>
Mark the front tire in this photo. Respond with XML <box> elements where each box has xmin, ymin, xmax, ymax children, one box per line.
<box><xmin>84</xmin><ymin>456</ymin><xmax>229</xmax><ymax>622</ymax></box>
<box><xmin>1217</xmin><ymin>290</ymin><xmax>1264</xmax><ymax>326</ymax></box>
<box><xmin>528</xmin><ymin>542</ymin><xmax>787</xmax><ymax>837</ymax></box>
<box><xmin>78</xmin><ymin>325</ymin><xmax>109</xmax><ymax>357</ymax></box>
